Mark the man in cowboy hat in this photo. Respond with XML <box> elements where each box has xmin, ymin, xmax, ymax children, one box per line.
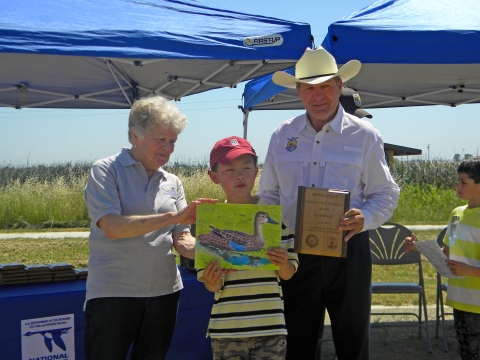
<box><xmin>256</xmin><ymin>47</ymin><xmax>400</xmax><ymax>359</ymax></box>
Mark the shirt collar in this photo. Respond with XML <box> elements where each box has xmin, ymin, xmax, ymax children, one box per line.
<box><xmin>118</xmin><ymin>148</ymin><xmax>165</xmax><ymax>177</ymax></box>
<box><xmin>298</xmin><ymin>104</ymin><xmax>346</xmax><ymax>134</ymax></box>
<box><xmin>329</xmin><ymin>104</ymin><xmax>345</xmax><ymax>134</ymax></box>
<box><xmin>119</xmin><ymin>148</ymin><xmax>136</xmax><ymax>166</ymax></box>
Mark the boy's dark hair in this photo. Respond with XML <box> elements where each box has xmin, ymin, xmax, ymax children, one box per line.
<box><xmin>211</xmin><ymin>154</ymin><xmax>258</xmax><ymax>173</ymax></box>
<box><xmin>457</xmin><ymin>156</ymin><xmax>480</xmax><ymax>184</ymax></box>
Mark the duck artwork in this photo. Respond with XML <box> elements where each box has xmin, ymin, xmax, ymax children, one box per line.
<box><xmin>198</xmin><ymin>211</ymin><xmax>278</xmax><ymax>251</ymax></box>
<box><xmin>197</xmin><ymin>211</ymin><xmax>279</xmax><ymax>268</ymax></box>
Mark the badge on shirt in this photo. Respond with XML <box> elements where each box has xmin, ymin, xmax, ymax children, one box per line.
<box><xmin>449</xmin><ymin>215</ymin><xmax>460</xmax><ymax>247</ymax></box>
<box><xmin>285</xmin><ymin>137</ymin><xmax>298</xmax><ymax>152</ymax></box>
<box><xmin>353</xmin><ymin>93</ymin><xmax>362</xmax><ymax>107</ymax></box>
<box><xmin>161</xmin><ymin>184</ymin><xmax>177</xmax><ymax>198</ymax></box>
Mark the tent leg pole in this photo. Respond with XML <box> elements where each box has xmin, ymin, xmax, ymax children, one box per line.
<box><xmin>243</xmin><ymin>110</ymin><xmax>249</xmax><ymax>139</ymax></box>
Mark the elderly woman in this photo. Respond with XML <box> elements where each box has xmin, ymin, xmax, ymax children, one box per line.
<box><xmin>83</xmin><ymin>95</ymin><xmax>214</xmax><ymax>360</ymax></box>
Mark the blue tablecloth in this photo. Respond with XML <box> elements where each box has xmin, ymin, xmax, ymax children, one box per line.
<box><xmin>0</xmin><ymin>267</ymin><xmax>213</xmax><ymax>359</ymax></box>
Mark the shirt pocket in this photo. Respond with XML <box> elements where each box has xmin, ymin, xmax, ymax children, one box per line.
<box><xmin>274</xmin><ymin>153</ymin><xmax>311</xmax><ymax>196</ymax></box>
<box><xmin>322</xmin><ymin>146</ymin><xmax>362</xmax><ymax>192</ymax></box>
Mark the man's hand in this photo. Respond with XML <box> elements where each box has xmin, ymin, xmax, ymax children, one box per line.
<box><xmin>338</xmin><ymin>208</ymin><xmax>364</xmax><ymax>242</ymax></box>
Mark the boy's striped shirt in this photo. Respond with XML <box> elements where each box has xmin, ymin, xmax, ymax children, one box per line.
<box><xmin>444</xmin><ymin>205</ymin><xmax>480</xmax><ymax>314</ymax></box>
<box><xmin>197</xmin><ymin>222</ymin><xmax>298</xmax><ymax>338</ymax></box>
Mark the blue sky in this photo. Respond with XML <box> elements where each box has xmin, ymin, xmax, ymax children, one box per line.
<box><xmin>1</xmin><ymin>0</ymin><xmax>478</xmax><ymax>166</ymax></box>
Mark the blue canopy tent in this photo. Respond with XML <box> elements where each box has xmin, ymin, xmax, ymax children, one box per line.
<box><xmin>0</xmin><ymin>0</ymin><xmax>312</xmax><ymax>109</ymax></box>
<box><xmin>240</xmin><ymin>0</ymin><xmax>480</xmax><ymax>137</ymax></box>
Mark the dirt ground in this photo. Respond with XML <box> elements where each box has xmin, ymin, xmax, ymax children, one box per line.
<box><xmin>317</xmin><ymin>313</ymin><xmax>459</xmax><ymax>360</ymax></box>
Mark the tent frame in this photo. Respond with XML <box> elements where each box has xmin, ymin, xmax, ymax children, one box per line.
<box><xmin>1</xmin><ymin>58</ymin><xmax>297</xmax><ymax>110</ymax></box>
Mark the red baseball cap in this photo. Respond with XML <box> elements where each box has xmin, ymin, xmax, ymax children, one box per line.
<box><xmin>210</xmin><ymin>136</ymin><xmax>257</xmax><ymax>169</ymax></box>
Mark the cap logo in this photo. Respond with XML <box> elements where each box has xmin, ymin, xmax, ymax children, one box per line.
<box><xmin>285</xmin><ymin>137</ymin><xmax>298</xmax><ymax>152</ymax></box>
<box><xmin>353</xmin><ymin>94</ymin><xmax>361</xmax><ymax>107</ymax></box>
<box><xmin>230</xmin><ymin>139</ymin><xmax>239</xmax><ymax>146</ymax></box>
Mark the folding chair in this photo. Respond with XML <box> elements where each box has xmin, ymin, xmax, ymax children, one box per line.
<box><xmin>369</xmin><ymin>222</ymin><xmax>433</xmax><ymax>353</ymax></box>
<box><xmin>434</xmin><ymin>226</ymin><xmax>453</xmax><ymax>352</ymax></box>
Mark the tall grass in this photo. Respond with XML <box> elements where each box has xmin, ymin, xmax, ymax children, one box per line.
<box><xmin>0</xmin><ymin>173</ymin><xmax>89</xmax><ymax>228</ymax></box>
<box><xmin>388</xmin><ymin>158</ymin><xmax>466</xmax><ymax>223</ymax></box>
<box><xmin>0</xmin><ymin>158</ymin><xmax>466</xmax><ymax>229</ymax></box>
<box><xmin>389</xmin><ymin>158</ymin><xmax>461</xmax><ymax>189</ymax></box>
<box><xmin>0</xmin><ymin>161</ymin><xmax>91</xmax><ymax>187</ymax></box>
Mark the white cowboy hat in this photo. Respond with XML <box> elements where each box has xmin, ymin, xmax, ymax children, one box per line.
<box><xmin>272</xmin><ymin>46</ymin><xmax>361</xmax><ymax>89</ymax></box>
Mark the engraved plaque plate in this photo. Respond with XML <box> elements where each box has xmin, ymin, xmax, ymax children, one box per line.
<box><xmin>295</xmin><ymin>187</ymin><xmax>350</xmax><ymax>257</ymax></box>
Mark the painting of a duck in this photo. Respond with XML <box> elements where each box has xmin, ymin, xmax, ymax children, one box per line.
<box><xmin>195</xmin><ymin>204</ymin><xmax>282</xmax><ymax>270</ymax></box>
<box><xmin>198</xmin><ymin>211</ymin><xmax>278</xmax><ymax>251</ymax></box>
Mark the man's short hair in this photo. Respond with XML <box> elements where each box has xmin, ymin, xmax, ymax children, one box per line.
<box><xmin>458</xmin><ymin>156</ymin><xmax>480</xmax><ymax>183</ymax></box>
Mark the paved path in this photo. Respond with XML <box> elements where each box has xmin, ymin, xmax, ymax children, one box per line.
<box><xmin>0</xmin><ymin>225</ymin><xmax>445</xmax><ymax>239</ymax></box>
<box><xmin>407</xmin><ymin>225</ymin><xmax>446</xmax><ymax>231</ymax></box>
<box><xmin>0</xmin><ymin>231</ymin><xmax>90</xmax><ymax>239</ymax></box>
<box><xmin>0</xmin><ymin>225</ymin><xmax>446</xmax><ymax>239</ymax></box>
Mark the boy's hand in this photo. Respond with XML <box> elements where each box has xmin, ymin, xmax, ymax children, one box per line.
<box><xmin>446</xmin><ymin>259</ymin><xmax>480</xmax><ymax>277</ymax></box>
<box><xmin>202</xmin><ymin>260</ymin><xmax>236</xmax><ymax>292</ymax></box>
<box><xmin>267</xmin><ymin>247</ymin><xmax>295</xmax><ymax>280</ymax></box>
<box><xmin>203</xmin><ymin>260</ymin><xmax>224</xmax><ymax>286</ymax></box>
<box><xmin>266</xmin><ymin>247</ymin><xmax>288</xmax><ymax>267</ymax></box>
<box><xmin>404</xmin><ymin>233</ymin><xmax>417</xmax><ymax>254</ymax></box>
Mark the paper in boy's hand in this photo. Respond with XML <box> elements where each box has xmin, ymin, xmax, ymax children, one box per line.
<box><xmin>195</xmin><ymin>203</ymin><xmax>282</xmax><ymax>270</ymax></box>
<box><xmin>414</xmin><ymin>240</ymin><xmax>463</xmax><ymax>278</ymax></box>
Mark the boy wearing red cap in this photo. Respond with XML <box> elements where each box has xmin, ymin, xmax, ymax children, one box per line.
<box><xmin>197</xmin><ymin>136</ymin><xmax>299</xmax><ymax>360</ymax></box>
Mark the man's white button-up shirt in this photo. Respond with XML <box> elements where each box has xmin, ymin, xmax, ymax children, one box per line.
<box><xmin>257</xmin><ymin>105</ymin><xmax>400</xmax><ymax>232</ymax></box>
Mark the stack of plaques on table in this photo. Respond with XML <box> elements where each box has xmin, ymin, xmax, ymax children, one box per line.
<box><xmin>0</xmin><ymin>263</ymin><xmax>28</xmax><ymax>285</ymax></box>
<box><xmin>25</xmin><ymin>264</ymin><xmax>53</xmax><ymax>283</ymax></box>
<box><xmin>75</xmin><ymin>268</ymin><xmax>88</xmax><ymax>280</ymax></box>
<box><xmin>48</xmin><ymin>263</ymin><xmax>77</xmax><ymax>281</ymax></box>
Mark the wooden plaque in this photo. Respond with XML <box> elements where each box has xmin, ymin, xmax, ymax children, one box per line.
<box><xmin>295</xmin><ymin>187</ymin><xmax>350</xmax><ymax>257</ymax></box>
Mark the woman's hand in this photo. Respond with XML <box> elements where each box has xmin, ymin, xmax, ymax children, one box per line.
<box><xmin>98</xmin><ymin>197</ymin><xmax>217</xmax><ymax>239</ymax></box>
<box><xmin>173</xmin><ymin>232</ymin><xmax>195</xmax><ymax>259</ymax></box>
<box><xmin>175</xmin><ymin>198</ymin><xmax>218</xmax><ymax>225</ymax></box>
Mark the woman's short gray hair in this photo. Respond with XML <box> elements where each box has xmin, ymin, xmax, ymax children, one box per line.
<box><xmin>128</xmin><ymin>95</ymin><xmax>187</xmax><ymax>143</ymax></box>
